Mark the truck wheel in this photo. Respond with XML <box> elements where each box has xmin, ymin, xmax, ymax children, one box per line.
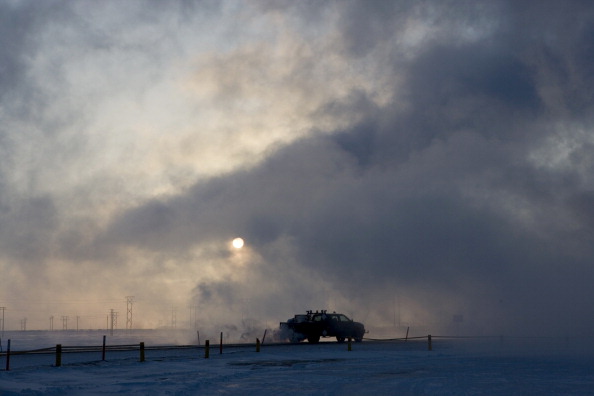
<box><xmin>307</xmin><ymin>335</ymin><xmax>320</xmax><ymax>343</ymax></box>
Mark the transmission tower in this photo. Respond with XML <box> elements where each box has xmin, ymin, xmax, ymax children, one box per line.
<box><xmin>109</xmin><ymin>309</ymin><xmax>118</xmax><ymax>335</ymax></box>
<box><xmin>50</xmin><ymin>315</ymin><xmax>54</xmax><ymax>331</ymax></box>
<box><xmin>126</xmin><ymin>296</ymin><xmax>135</xmax><ymax>330</ymax></box>
<box><xmin>62</xmin><ymin>316</ymin><xmax>68</xmax><ymax>330</ymax></box>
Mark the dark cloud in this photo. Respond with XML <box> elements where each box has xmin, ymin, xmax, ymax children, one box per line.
<box><xmin>336</xmin><ymin>0</ymin><xmax>413</xmax><ymax>58</ymax></box>
<box><xmin>2</xmin><ymin>0</ymin><xmax>594</xmax><ymax>336</ymax></box>
<box><xmin>190</xmin><ymin>1</ymin><xmax>594</xmax><ymax>334</ymax></box>
<box><xmin>0</xmin><ymin>1</ymin><xmax>75</xmax><ymax>114</ymax></box>
<box><xmin>0</xmin><ymin>1</ymin><xmax>39</xmax><ymax>96</ymax></box>
<box><xmin>0</xmin><ymin>196</ymin><xmax>58</xmax><ymax>262</ymax></box>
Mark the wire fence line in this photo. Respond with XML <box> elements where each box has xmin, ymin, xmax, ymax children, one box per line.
<box><xmin>1</xmin><ymin>334</ymin><xmax>585</xmax><ymax>371</ymax></box>
<box><xmin>1</xmin><ymin>333</ymin><xmax>581</xmax><ymax>355</ymax></box>
<box><xmin>1</xmin><ymin>335</ymin><xmax>425</xmax><ymax>355</ymax></box>
<box><xmin>2</xmin><ymin>333</ymin><xmax>583</xmax><ymax>354</ymax></box>
<box><xmin>1</xmin><ymin>336</ymin><xmax>431</xmax><ymax>370</ymax></box>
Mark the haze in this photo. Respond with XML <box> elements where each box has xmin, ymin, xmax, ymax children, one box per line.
<box><xmin>1</xmin><ymin>0</ymin><xmax>593</xmax><ymax>338</ymax></box>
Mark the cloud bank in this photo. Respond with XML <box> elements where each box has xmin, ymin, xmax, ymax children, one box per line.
<box><xmin>1</xmin><ymin>0</ymin><xmax>594</xmax><ymax>337</ymax></box>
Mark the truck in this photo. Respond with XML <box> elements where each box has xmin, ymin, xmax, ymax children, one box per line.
<box><xmin>279</xmin><ymin>310</ymin><xmax>365</xmax><ymax>343</ymax></box>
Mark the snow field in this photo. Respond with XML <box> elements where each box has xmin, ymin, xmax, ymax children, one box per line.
<box><xmin>2</xmin><ymin>336</ymin><xmax>594</xmax><ymax>395</ymax></box>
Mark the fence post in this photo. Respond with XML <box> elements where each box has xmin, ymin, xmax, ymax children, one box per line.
<box><xmin>256</xmin><ymin>338</ymin><xmax>261</xmax><ymax>352</ymax></box>
<box><xmin>220</xmin><ymin>332</ymin><xmax>223</xmax><ymax>354</ymax></box>
<box><xmin>55</xmin><ymin>344</ymin><xmax>62</xmax><ymax>367</ymax></box>
<box><xmin>102</xmin><ymin>335</ymin><xmax>106</xmax><ymax>361</ymax></box>
<box><xmin>5</xmin><ymin>339</ymin><xmax>10</xmax><ymax>371</ymax></box>
<box><xmin>348</xmin><ymin>337</ymin><xmax>352</xmax><ymax>351</ymax></box>
<box><xmin>428</xmin><ymin>334</ymin><xmax>432</xmax><ymax>351</ymax></box>
<box><xmin>204</xmin><ymin>340</ymin><xmax>210</xmax><ymax>359</ymax></box>
<box><xmin>139</xmin><ymin>342</ymin><xmax>145</xmax><ymax>362</ymax></box>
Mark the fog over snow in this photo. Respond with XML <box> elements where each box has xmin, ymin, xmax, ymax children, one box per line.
<box><xmin>1</xmin><ymin>0</ymin><xmax>594</xmax><ymax>338</ymax></box>
<box><xmin>3</xmin><ymin>336</ymin><xmax>594</xmax><ymax>395</ymax></box>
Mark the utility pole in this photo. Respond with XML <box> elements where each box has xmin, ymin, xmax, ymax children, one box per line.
<box><xmin>189</xmin><ymin>305</ymin><xmax>198</xmax><ymax>330</ymax></box>
<box><xmin>126</xmin><ymin>296</ymin><xmax>135</xmax><ymax>330</ymax></box>
<box><xmin>171</xmin><ymin>308</ymin><xmax>177</xmax><ymax>329</ymax></box>
<box><xmin>0</xmin><ymin>307</ymin><xmax>5</xmax><ymax>337</ymax></box>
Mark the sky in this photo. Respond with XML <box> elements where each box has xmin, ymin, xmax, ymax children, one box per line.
<box><xmin>1</xmin><ymin>0</ymin><xmax>594</xmax><ymax>336</ymax></box>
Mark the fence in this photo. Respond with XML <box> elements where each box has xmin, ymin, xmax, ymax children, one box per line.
<box><xmin>1</xmin><ymin>333</ymin><xmax>440</xmax><ymax>371</ymax></box>
<box><xmin>3</xmin><ymin>334</ymin><xmax>580</xmax><ymax>372</ymax></box>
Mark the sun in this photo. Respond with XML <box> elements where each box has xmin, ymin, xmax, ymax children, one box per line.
<box><xmin>232</xmin><ymin>237</ymin><xmax>245</xmax><ymax>249</ymax></box>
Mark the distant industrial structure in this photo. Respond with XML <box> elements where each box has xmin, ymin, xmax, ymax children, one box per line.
<box><xmin>1</xmin><ymin>294</ymin><xmax>141</xmax><ymax>332</ymax></box>
<box><xmin>126</xmin><ymin>296</ymin><xmax>135</xmax><ymax>330</ymax></box>
<box><xmin>109</xmin><ymin>309</ymin><xmax>118</xmax><ymax>335</ymax></box>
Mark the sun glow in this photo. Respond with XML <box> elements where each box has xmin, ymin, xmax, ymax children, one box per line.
<box><xmin>232</xmin><ymin>237</ymin><xmax>245</xmax><ymax>249</ymax></box>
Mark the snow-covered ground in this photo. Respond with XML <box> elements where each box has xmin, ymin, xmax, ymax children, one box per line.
<box><xmin>2</xmin><ymin>331</ymin><xmax>594</xmax><ymax>395</ymax></box>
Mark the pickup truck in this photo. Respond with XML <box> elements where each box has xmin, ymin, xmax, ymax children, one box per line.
<box><xmin>279</xmin><ymin>310</ymin><xmax>365</xmax><ymax>343</ymax></box>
